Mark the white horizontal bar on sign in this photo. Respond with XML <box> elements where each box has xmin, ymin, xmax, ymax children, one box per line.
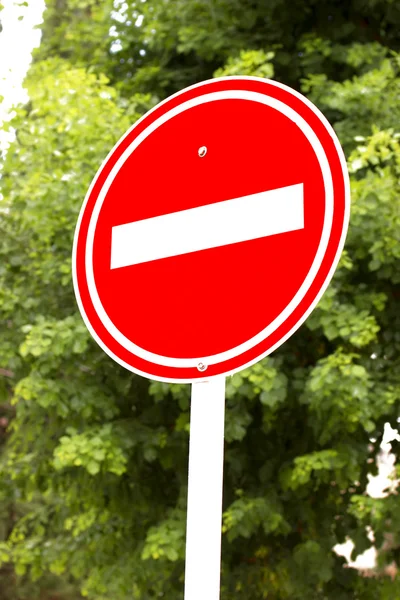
<box><xmin>110</xmin><ymin>183</ymin><xmax>304</xmax><ymax>269</ymax></box>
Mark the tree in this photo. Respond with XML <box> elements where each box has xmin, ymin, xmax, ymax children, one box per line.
<box><xmin>0</xmin><ymin>0</ymin><xmax>400</xmax><ymax>598</ymax></box>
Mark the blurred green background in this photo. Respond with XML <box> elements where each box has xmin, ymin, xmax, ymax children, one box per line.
<box><xmin>0</xmin><ymin>0</ymin><xmax>400</xmax><ymax>598</ymax></box>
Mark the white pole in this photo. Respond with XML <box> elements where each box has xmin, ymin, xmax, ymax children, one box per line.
<box><xmin>184</xmin><ymin>376</ymin><xmax>226</xmax><ymax>600</ymax></box>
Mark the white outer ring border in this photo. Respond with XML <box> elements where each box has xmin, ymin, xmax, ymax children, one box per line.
<box><xmin>72</xmin><ymin>76</ymin><xmax>351</xmax><ymax>383</ymax></box>
<box><xmin>85</xmin><ymin>91</ymin><xmax>333</xmax><ymax>367</ymax></box>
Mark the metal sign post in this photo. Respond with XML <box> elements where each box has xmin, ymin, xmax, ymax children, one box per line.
<box><xmin>184</xmin><ymin>377</ymin><xmax>226</xmax><ymax>600</ymax></box>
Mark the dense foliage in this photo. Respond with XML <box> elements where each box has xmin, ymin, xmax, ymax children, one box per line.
<box><xmin>1</xmin><ymin>0</ymin><xmax>400</xmax><ymax>598</ymax></box>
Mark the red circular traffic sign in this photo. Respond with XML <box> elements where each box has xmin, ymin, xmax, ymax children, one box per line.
<box><xmin>73</xmin><ymin>77</ymin><xmax>350</xmax><ymax>382</ymax></box>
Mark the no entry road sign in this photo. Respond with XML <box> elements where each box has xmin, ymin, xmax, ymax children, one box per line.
<box><xmin>73</xmin><ymin>77</ymin><xmax>350</xmax><ymax>383</ymax></box>
<box><xmin>73</xmin><ymin>76</ymin><xmax>350</xmax><ymax>600</ymax></box>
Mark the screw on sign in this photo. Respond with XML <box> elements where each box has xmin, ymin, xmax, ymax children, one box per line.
<box><xmin>72</xmin><ymin>77</ymin><xmax>350</xmax><ymax>600</ymax></box>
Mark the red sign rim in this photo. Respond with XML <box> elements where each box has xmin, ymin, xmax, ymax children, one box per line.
<box><xmin>72</xmin><ymin>76</ymin><xmax>350</xmax><ymax>383</ymax></box>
